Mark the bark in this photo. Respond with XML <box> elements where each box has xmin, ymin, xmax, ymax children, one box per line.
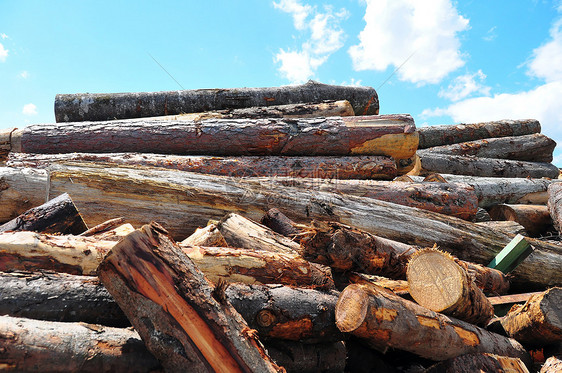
<box><xmin>417</xmin><ymin>119</ymin><xmax>541</xmax><ymax>149</ymax></box>
<box><xmin>500</xmin><ymin>287</ymin><xmax>562</xmax><ymax>347</ymax></box>
<box><xmin>0</xmin><ymin>128</ymin><xmax>15</xmax><ymax>162</ymax></box>
<box><xmin>0</xmin><ymin>271</ymin><xmax>128</xmax><ymax>327</ymax></box>
<box><xmin>178</xmin><ymin>244</ymin><xmax>335</xmax><ymax>290</ymax></box>
<box><xmin>264</xmin><ymin>341</ymin><xmax>346</xmax><ymax>373</ymax></box>
<box><xmin>0</xmin><ymin>315</ymin><xmax>161</xmax><ymax>373</ymax></box>
<box><xmin>225</xmin><ymin>283</ymin><xmax>343</xmax><ymax>343</ymax></box>
<box><xmin>541</xmin><ymin>355</ymin><xmax>562</xmax><ymax>373</ymax></box>
<box><xmin>418</xmin><ymin>133</ymin><xmax>556</xmax><ymax>162</ymax></box>
<box><xmin>488</xmin><ymin>204</ymin><xmax>553</xmax><ymax>237</ymax></box>
<box><xmin>418</xmin><ymin>153</ymin><xmax>560</xmax><ymax>179</ymax></box>
<box><xmin>260</xmin><ymin>208</ymin><xmax>301</xmax><ymax>238</ymax></box>
<box><xmin>180</xmin><ymin>223</ymin><xmax>228</xmax><ymax>247</ymax></box>
<box><xmin>476</xmin><ymin>221</ymin><xmax>527</xmax><ymax>236</ymax></box>
<box><xmin>425</xmin><ymin>353</ymin><xmax>530</xmax><ymax>373</ymax></box>
<box><xmin>7</xmin><ymin>152</ymin><xmax>398</xmax><ymax>180</ymax></box>
<box><xmin>11</xmin><ymin>114</ymin><xmax>417</xmax><ymax>161</ymax></box>
<box><xmin>347</xmin><ymin>272</ymin><xmax>409</xmax><ymax>296</ymax></box>
<box><xmin>406</xmin><ymin>249</ymin><xmax>494</xmax><ymax>326</ymax></box>
<box><xmin>54</xmin><ymin>80</ymin><xmax>379</xmax><ymax>122</ymax></box>
<box><xmin>79</xmin><ymin>217</ymin><xmax>125</xmax><ymax>236</ymax></box>
<box><xmin>547</xmin><ymin>183</ymin><xmax>562</xmax><ymax>234</ymax></box>
<box><xmin>97</xmin><ymin>222</ymin><xmax>281</xmax><ymax>373</ymax></box>
<box><xmin>335</xmin><ymin>284</ymin><xmax>530</xmax><ymax>363</ymax></box>
<box><xmin>0</xmin><ymin>192</ymin><xmax>87</xmax><ymax>235</ymax></box>
<box><xmin>0</xmin><ymin>167</ymin><xmax>47</xmax><ymax>223</ymax></box>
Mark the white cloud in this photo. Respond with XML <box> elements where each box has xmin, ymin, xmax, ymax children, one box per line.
<box><xmin>348</xmin><ymin>0</ymin><xmax>469</xmax><ymax>85</ymax></box>
<box><xmin>19</xmin><ymin>71</ymin><xmax>29</xmax><ymax>79</ymax></box>
<box><xmin>340</xmin><ymin>78</ymin><xmax>363</xmax><ymax>87</ymax></box>
<box><xmin>528</xmin><ymin>18</ymin><xmax>562</xmax><ymax>82</ymax></box>
<box><xmin>0</xmin><ymin>33</ymin><xmax>7</xmax><ymax>40</ymax></box>
<box><xmin>483</xmin><ymin>26</ymin><xmax>497</xmax><ymax>42</ymax></box>
<box><xmin>22</xmin><ymin>103</ymin><xmax>37</xmax><ymax>116</ymax></box>
<box><xmin>438</xmin><ymin>70</ymin><xmax>491</xmax><ymax>101</ymax></box>
<box><xmin>274</xmin><ymin>1</ymin><xmax>348</xmax><ymax>83</ymax></box>
<box><xmin>0</xmin><ymin>43</ymin><xmax>8</xmax><ymax>62</ymax></box>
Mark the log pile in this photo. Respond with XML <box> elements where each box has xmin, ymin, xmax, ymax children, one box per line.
<box><xmin>1</xmin><ymin>81</ymin><xmax>561</xmax><ymax>372</ymax></box>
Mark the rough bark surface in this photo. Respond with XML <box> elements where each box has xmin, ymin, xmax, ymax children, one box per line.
<box><xmin>97</xmin><ymin>222</ymin><xmax>281</xmax><ymax>373</ymax></box>
<box><xmin>264</xmin><ymin>341</ymin><xmax>346</xmax><ymax>373</ymax></box>
<box><xmin>547</xmin><ymin>183</ymin><xmax>562</xmax><ymax>234</ymax></box>
<box><xmin>418</xmin><ymin>153</ymin><xmax>560</xmax><ymax>179</ymax></box>
<box><xmin>0</xmin><ymin>315</ymin><xmax>161</xmax><ymax>372</ymax></box>
<box><xmin>418</xmin><ymin>133</ymin><xmax>556</xmax><ymax>162</ymax></box>
<box><xmin>417</xmin><ymin>119</ymin><xmax>541</xmax><ymax>149</ymax></box>
<box><xmin>55</xmin><ymin>81</ymin><xmax>380</xmax><ymax>122</ymax></box>
<box><xmin>489</xmin><ymin>204</ymin><xmax>553</xmax><ymax>237</ymax></box>
<box><xmin>425</xmin><ymin>353</ymin><xmax>530</xmax><ymax>373</ymax></box>
<box><xmin>335</xmin><ymin>284</ymin><xmax>530</xmax><ymax>363</ymax></box>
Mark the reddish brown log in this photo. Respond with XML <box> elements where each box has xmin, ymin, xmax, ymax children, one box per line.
<box><xmin>489</xmin><ymin>204</ymin><xmax>553</xmax><ymax>237</ymax></box>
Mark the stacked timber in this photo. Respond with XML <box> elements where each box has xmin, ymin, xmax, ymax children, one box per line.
<box><xmin>1</xmin><ymin>82</ymin><xmax>562</xmax><ymax>372</ymax></box>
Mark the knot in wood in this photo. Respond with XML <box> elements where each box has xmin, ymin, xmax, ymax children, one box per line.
<box><xmin>256</xmin><ymin>309</ymin><xmax>277</xmax><ymax>328</ymax></box>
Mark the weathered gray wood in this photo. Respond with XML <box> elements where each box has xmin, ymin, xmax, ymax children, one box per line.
<box><xmin>418</xmin><ymin>133</ymin><xmax>556</xmax><ymax>162</ymax></box>
<box><xmin>0</xmin><ymin>167</ymin><xmax>48</xmax><ymax>223</ymax></box>
<box><xmin>476</xmin><ymin>221</ymin><xmax>527</xmax><ymax>236</ymax></box>
<box><xmin>418</xmin><ymin>119</ymin><xmax>541</xmax><ymax>149</ymax></box>
<box><xmin>548</xmin><ymin>183</ymin><xmax>562</xmax><ymax>234</ymax></box>
<box><xmin>55</xmin><ymin>81</ymin><xmax>379</xmax><ymax>122</ymax></box>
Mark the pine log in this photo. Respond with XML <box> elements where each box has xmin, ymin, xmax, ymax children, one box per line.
<box><xmin>97</xmin><ymin>222</ymin><xmax>281</xmax><ymax>373</ymax></box>
<box><xmin>0</xmin><ymin>193</ymin><xmax>87</xmax><ymax>235</ymax></box>
<box><xmin>0</xmin><ymin>128</ymin><xmax>15</xmax><ymax>162</ymax></box>
<box><xmin>417</xmin><ymin>153</ymin><xmax>560</xmax><ymax>179</ymax></box>
<box><xmin>418</xmin><ymin>133</ymin><xmax>556</xmax><ymax>162</ymax></box>
<box><xmin>79</xmin><ymin>217</ymin><xmax>125</xmax><ymax>236</ymax></box>
<box><xmin>489</xmin><ymin>204</ymin><xmax>553</xmax><ymax>237</ymax></box>
<box><xmin>406</xmin><ymin>249</ymin><xmax>494</xmax><ymax>326</ymax></box>
<box><xmin>264</xmin><ymin>341</ymin><xmax>346</xmax><ymax>373</ymax></box>
<box><xmin>548</xmin><ymin>183</ymin><xmax>562</xmax><ymax>234</ymax></box>
<box><xmin>10</xmin><ymin>115</ymin><xmax>417</xmax><ymax>162</ymax></box>
<box><xmin>500</xmin><ymin>287</ymin><xmax>562</xmax><ymax>347</ymax></box>
<box><xmin>7</xmin><ymin>152</ymin><xmax>398</xmax><ymax>180</ymax></box>
<box><xmin>425</xmin><ymin>353</ymin><xmax>530</xmax><ymax>373</ymax></box>
<box><xmin>476</xmin><ymin>221</ymin><xmax>527</xmax><ymax>236</ymax></box>
<box><xmin>335</xmin><ymin>284</ymin><xmax>530</xmax><ymax>363</ymax></box>
<box><xmin>0</xmin><ymin>167</ymin><xmax>47</xmax><ymax>223</ymax></box>
<box><xmin>89</xmin><ymin>223</ymin><xmax>136</xmax><ymax>241</ymax></box>
<box><xmin>417</xmin><ymin>119</ymin><xmax>541</xmax><ymax>149</ymax></box>
<box><xmin>0</xmin><ymin>315</ymin><xmax>161</xmax><ymax>373</ymax></box>
<box><xmin>55</xmin><ymin>81</ymin><xmax>379</xmax><ymax>122</ymax></box>
<box><xmin>347</xmin><ymin>272</ymin><xmax>409</xmax><ymax>296</ymax></box>
<box><xmin>260</xmin><ymin>208</ymin><xmax>301</xmax><ymax>238</ymax></box>
<box><xmin>541</xmin><ymin>355</ymin><xmax>562</xmax><ymax>373</ymax></box>
<box><xmin>181</xmin><ymin>223</ymin><xmax>228</xmax><ymax>247</ymax></box>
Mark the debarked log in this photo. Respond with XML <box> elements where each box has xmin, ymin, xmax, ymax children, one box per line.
<box><xmin>476</xmin><ymin>221</ymin><xmax>527</xmax><ymax>236</ymax></box>
<box><xmin>0</xmin><ymin>167</ymin><xmax>48</xmax><ymax>223</ymax></box>
<box><xmin>55</xmin><ymin>80</ymin><xmax>379</xmax><ymax>122</ymax></box>
<box><xmin>418</xmin><ymin>133</ymin><xmax>556</xmax><ymax>163</ymax></box>
<box><xmin>335</xmin><ymin>284</ymin><xmax>530</xmax><ymax>363</ymax></box>
<box><xmin>10</xmin><ymin>114</ymin><xmax>417</xmax><ymax>160</ymax></box>
<box><xmin>425</xmin><ymin>353</ymin><xmax>530</xmax><ymax>373</ymax></box>
<box><xmin>548</xmin><ymin>183</ymin><xmax>562</xmax><ymax>234</ymax></box>
<box><xmin>181</xmin><ymin>223</ymin><xmax>228</xmax><ymax>247</ymax></box>
<box><xmin>0</xmin><ymin>315</ymin><xmax>161</xmax><ymax>373</ymax></box>
<box><xmin>488</xmin><ymin>204</ymin><xmax>553</xmax><ymax>237</ymax></box>
<box><xmin>541</xmin><ymin>355</ymin><xmax>562</xmax><ymax>373</ymax></box>
<box><xmin>417</xmin><ymin>119</ymin><xmax>541</xmax><ymax>149</ymax></box>
<box><xmin>417</xmin><ymin>153</ymin><xmax>560</xmax><ymax>179</ymax></box>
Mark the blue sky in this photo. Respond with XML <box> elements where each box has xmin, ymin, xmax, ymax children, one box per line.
<box><xmin>1</xmin><ymin>0</ymin><xmax>562</xmax><ymax>164</ymax></box>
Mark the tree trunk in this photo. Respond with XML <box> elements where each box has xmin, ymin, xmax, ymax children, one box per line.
<box><xmin>418</xmin><ymin>133</ymin><xmax>556</xmax><ymax>163</ymax></box>
<box><xmin>181</xmin><ymin>223</ymin><xmax>228</xmax><ymax>247</ymax></box>
<box><xmin>0</xmin><ymin>167</ymin><xmax>47</xmax><ymax>223</ymax></box>
<box><xmin>547</xmin><ymin>183</ymin><xmax>562</xmax><ymax>234</ymax></box>
<box><xmin>7</xmin><ymin>152</ymin><xmax>398</xmax><ymax>180</ymax></box>
<box><xmin>0</xmin><ymin>128</ymin><xmax>15</xmax><ymax>162</ymax></box>
<box><xmin>541</xmin><ymin>355</ymin><xmax>562</xmax><ymax>373</ymax></box>
<box><xmin>476</xmin><ymin>220</ymin><xmax>527</xmax><ymax>236</ymax></box>
<box><xmin>264</xmin><ymin>341</ymin><xmax>346</xmax><ymax>373</ymax></box>
<box><xmin>425</xmin><ymin>353</ymin><xmax>530</xmax><ymax>373</ymax></box>
<box><xmin>406</xmin><ymin>249</ymin><xmax>494</xmax><ymax>326</ymax></box>
<box><xmin>500</xmin><ymin>287</ymin><xmax>562</xmax><ymax>347</ymax></box>
<box><xmin>54</xmin><ymin>81</ymin><xmax>379</xmax><ymax>122</ymax></box>
<box><xmin>0</xmin><ymin>193</ymin><xmax>87</xmax><ymax>235</ymax></box>
<box><xmin>417</xmin><ymin>153</ymin><xmax>560</xmax><ymax>179</ymax></box>
<box><xmin>0</xmin><ymin>315</ymin><xmax>161</xmax><ymax>373</ymax></box>
<box><xmin>335</xmin><ymin>284</ymin><xmax>530</xmax><ymax>363</ymax></box>
<box><xmin>10</xmin><ymin>115</ymin><xmax>417</xmax><ymax>162</ymax></box>
<box><xmin>417</xmin><ymin>119</ymin><xmax>541</xmax><ymax>149</ymax></box>
<box><xmin>260</xmin><ymin>208</ymin><xmax>301</xmax><ymax>238</ymax></box>
<box><xmin>488</xmin><ymin>204</ymin><xmax>553</xmax><ymax>237</ymax></box>
<box><xmin>97</xmin><ymin>222</ymin><xmax>282</xmax><ymax>373</ymax></box>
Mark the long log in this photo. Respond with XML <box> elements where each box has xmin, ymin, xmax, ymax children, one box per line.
<box><xmin>98</xmin><ymin>222</ymin><xmax>281</xmax><ymax>372</ymax></box>
<box><xmin>548</xmin><ymin>183</ymin><xmax>562</xmax><ymax>234</ymax></box>
<box><xmin>0</xmin><ymin>192</ymin><xmax>87</xmax><ymax>235</ymax></box>
<box><xmin>418</xmin><ymin>133</ymin><xmax>556</xmax><ymax>162</ymax></box>
<box><xmin>417</xmin><ymin>119</ymin><xmax>541</xmax><ymax>149</ymax></box>
<box><xmin>0</xmin><ymin>128</ymin><xmax>15</xmax><ymax>162</ymax></box>
<box><xmin>0</xmin><ymin>315</ymin><xmax>161</xmax><ymax>372</ymax></box>
<box><xmin>335</xmin><ymin>284</ymin><xmax>530</xmax><ymax>363</ymax></box>
<box><xmin>417</xmin><ymin>153</ymin><xmax>560</xmax><ymax>179</ymax></box>
<box><xmin>264</xmin><ymin>341</ymin><xmax>346</xmax><ymax>373</ymax></box>
<box><xmin>476</xmin><ymin>220</ymin><xmax>527</xmax><ymax>236</ymax></box>
<box><xmin>55</xmin><ymin>81</ymin><xmax>380</xmax><ymax>122</ymax></box>
<box><xmin>0</xmin><ymin>167</ymin><xmax>47</xmax><ymax>223</ymax></box>
<box><xmin>425</xmin><ymin>353</ymin><xmax>530</xmax><ymax>373</ymax></box>
<box><xmin>181</xmin><ymin>223</ymin><xmax>228</xmax><ymax>247</ymax></box>
<box><xmin>488</xmin><ymin>204</ymin><xmax>553</xmax><ymax>237</ymax></box>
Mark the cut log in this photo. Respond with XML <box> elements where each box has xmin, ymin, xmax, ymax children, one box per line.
<box><xmin>79</xmin><ymin>217</ymin><xmax>125</xmax><ymax>236</ymax></box>
<box><xmin>474</xmin><ymin>207</ymin><xmax>491</xmax><ymax>222</ymax></box>
<box><xmin>335</xmin><ymin>283</ymin><xmax>530</xmax><ymax>363</ymax></box>
<box><xmin>0</xmin><ymin>271</ymin><xmax>128</xmax><ymax>327</ymax></box>
<box><xmin>417</xmin><ymin>119</ymin><xmax>541</xmax><ymax>149</ymax></box>
<box><xmin>0</xmin><ymin>128</ymin><xmax>15</xmax><ymax>162</ymax></box>
<box><xmin>347</xmin><ymin>272</ymin><xmax>409</xmax><ymax>296</ymax></box>
<box><xmin>10</xmin><ymin>115</ymin><xmax>416</xmax><ymax>162</ymax></box>
<box><xmin>264</xmin><ymin>341</ymin><xmax>346</xmax><ymax>373</ymax></box>
<box><xmin>178</xmin><ymin>244</ymin><xmax>335</xmax><ymax>290</ymax></box>
<box><xmin>97</xmin><ymin>222</ymin><xmax>281</xmax><ymax>373</ymax></box>
<box><xmin>7</xmin><ymin>152</ymin><xmax>398</xmax><ymax>180</ymax></box>
<box><xmin>406</xmin><ymin>249</ymin><xmax>494</xmax><ymax>326</ymax></box>
<box><xmin>548</xmin><ymin>183</ymin><xmax>562</xmax><ymax>234</ymax></box>
<box><xmin>55</xmin><ymin>80</ymin><xmax>379</xmax><ymax>122</ymax></box>
<box><xmin>419</xmin><ymin>133</ymin><xmax>556</xmax><ymax>163</ymax></box>
<box><xmin>541</xmin><ymin>355</ymin><xmax>562</xmax><ymax>373</ymax></box>
<box><xmin>225</xmin><ymin>283</ymin><xmax>343</xmax><ymax>343</ymax></box>
<box><xmin>476</xmin><ymin>220</ymin><xmax>527</xmax><ymax>236</ymax></box>
<box><xmin>0</xmin><ymin>193</ymin><xmax>87</xmax><ymax>235</ymax></box>
<box><xmin>489</xmin><ymin>204</ymin><xmax>553</xmax><ymax>237</ymax></box>
<box><xmin>0</xmin><ymin>315</ymin><xmax>161</xmax><ymax>373</ymax></box>
<box><xmin>88</xmin><ymin>223</ymin><xmax>136</xmax><ymax>241</ymax></box>
<box><xmin>181</xmin><ymin>223</ymin><xmax>228</xmax><ymax>247</ymax></box>
<box><xmin>425</xmin><ymin>353</ymin><xmax>530</xmax><ymax>373</ymax></box>
<box><xmin>0</xmin><ymin>167</ymin><xmax>47</xmax><ymax>223</ymax></box>
<box><xmin>260</xmin><ymin>208</ymin><xmax>301</xmax><ymax>238</ymax></box>
<box><xmin>488</xmin><ymin>292</ymin><xmax>543</xmax><ymax>306</ymax></box>
<box><xmin>500</xmin><ymin>287</ymin><xmax>562</xmax><ymax>347</ymax></box>
<box><xmin>417</xmin><ymin>153</ymin><xmax>560</xmax><ymax>179</ymax></box>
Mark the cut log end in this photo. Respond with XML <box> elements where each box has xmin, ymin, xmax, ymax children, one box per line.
<box><xmin>335</xmin><ymin>284</ymin><xmax>369</xmax><ymax>333</ymax></box>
